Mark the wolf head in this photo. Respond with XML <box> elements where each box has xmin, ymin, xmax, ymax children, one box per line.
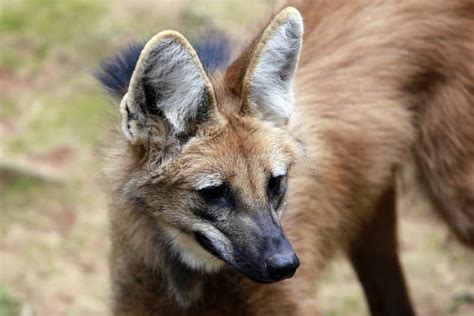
<box><xmin>101</xmin><ymin>7</ymin><xmax>304</xmax><ymax>283</ymax></box>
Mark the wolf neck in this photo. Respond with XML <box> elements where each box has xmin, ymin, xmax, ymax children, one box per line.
<box><xmin>145</xmin><ymin>228</ymin><xmax>210</xmax><ymax>308</ymax></box>
<box><xmin>160</xmin><ymin>251</ymin><xmax>208</xmax><ymax>307</ymax></box>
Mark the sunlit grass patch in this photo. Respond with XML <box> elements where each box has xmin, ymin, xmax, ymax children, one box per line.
<box><xmin>7</xmin><ymin>92</ymin><xmax>109</xmax><ymax>154</ymax></box>
<box><xmin>0</xmin><ymin>0</ymin><xmax>103</xmax><ymax>35</ymax></box>
<box><xmin>0</xmin><ymin>0</ymin><xmax>105</xmax><ymax>72</ymax></box>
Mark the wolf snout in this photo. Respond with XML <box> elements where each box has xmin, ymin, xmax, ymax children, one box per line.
<box><xmin>265</xmin><ymin>253</ymin><xmax>300</xmax><ymax>281</ymax></box>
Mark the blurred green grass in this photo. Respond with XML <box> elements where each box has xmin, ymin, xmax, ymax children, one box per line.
<box><xmin>0</xmin><ymin>0</ymin><xmax>105</xmax><ymax>71</ymax></box>
<box><xmin>0</xmin><ymin>285</ymin><xmax>20</xmax><ymax>316</ymax></box>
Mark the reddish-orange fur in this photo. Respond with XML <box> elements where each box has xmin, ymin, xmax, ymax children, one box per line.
<box><xmin>104</xmin><ymin>1</ymin><xmax>474</xmax><ymax>315</ymax></box>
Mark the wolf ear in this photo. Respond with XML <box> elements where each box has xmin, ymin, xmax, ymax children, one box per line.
<box><xmin>120</xmin><ymin>31</ymin><xmax>216</xmax><ymax>144</ymax></box>
<box><xmin>226</xmin><ymin>7</ymin><xmax>303</xmax><ymax>126</ymax></box>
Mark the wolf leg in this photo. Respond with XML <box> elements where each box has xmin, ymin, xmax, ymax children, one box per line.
<box><xmin>349</xmin><ymin>185</ymin><xmax>416</xmax><ymax>316</ymax></box>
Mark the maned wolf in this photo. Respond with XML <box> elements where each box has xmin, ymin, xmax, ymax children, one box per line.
<box><xmin>97</xmin><ymin>1</ymin><xmax>474</xmax><ymax>315</ymax></box>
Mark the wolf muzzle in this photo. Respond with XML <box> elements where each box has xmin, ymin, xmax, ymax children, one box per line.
<box><xmin>195</xmin><ymin>211</ymin><xmax>300</xmax><ymax>283</ymax></box>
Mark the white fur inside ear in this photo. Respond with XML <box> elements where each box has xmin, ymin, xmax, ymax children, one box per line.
<box><xmin>127</xmin><ymin>35</ymin><xmax>211</xmax><ymax>135</ymax></box>
<box><xmin>248</xmin><ymin>12</ymin><xmax>303</xmax><ymax>125</ymax></box>
<box><xmin>148</xmin><ymin>39</ymin><xmax>208</xmax><ymax>132</ymax></box>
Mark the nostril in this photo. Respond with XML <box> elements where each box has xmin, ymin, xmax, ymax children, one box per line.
<box><xmin>265</xmin><ymin>253</ymin><xmax>300</xmax><ymax>280</ymax></box>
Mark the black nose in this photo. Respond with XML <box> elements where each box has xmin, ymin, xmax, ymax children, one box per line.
<box><xmin>265</xmin><ymin>253</ymin><xmax>300</xmax><ymax>281</ymax></box>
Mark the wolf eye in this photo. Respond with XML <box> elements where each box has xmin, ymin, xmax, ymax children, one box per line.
<box><xmin>199</xmin><ymin>184</ymin><xmax>229</xmax><ymax>203</ymax></box>
<box><xmin>267</xmin><ymin>175</ymin><xmax>284</xmax><ymax>197</ymax></box>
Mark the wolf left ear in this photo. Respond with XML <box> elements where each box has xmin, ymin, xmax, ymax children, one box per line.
<box><xmin>227</xmin><ymin>7</ymin><xmax>303</xmax><ymax>126</ymax></box>
<box><xmin>120</xmin><ymin>31</ymin><xmax>216</xmax><ymax>144</ymax></box>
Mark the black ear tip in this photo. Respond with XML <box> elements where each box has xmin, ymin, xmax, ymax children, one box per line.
<box><xmin>96</xmin><ymin>33</ymin><xmax>232</xmax><ymax>100</ymax></box>
<box><xmin>95</xmin><ymin>42</ymin><xmax>145</xmax><ymax>99</ymax></box>
<box><xmin>193</xmin><ymin>33</ymin><xmax>231</xmax><ymax>73</ymax></box>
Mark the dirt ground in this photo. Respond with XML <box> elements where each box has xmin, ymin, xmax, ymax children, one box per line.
<box><xmin>1</xmin><ymin>1</ymin><xmax>473</xmax><ymax>315</ymax></box>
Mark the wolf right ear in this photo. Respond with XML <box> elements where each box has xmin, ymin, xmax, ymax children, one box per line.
<box><xmin>120</xmin><ymin>31</ymin><xmax>216</xmax><ymax>144</ymax></box>
<box><xmin>226</xmin><ymin>7</ymin><xmax>303</xmax><ymax>126</ymax></box>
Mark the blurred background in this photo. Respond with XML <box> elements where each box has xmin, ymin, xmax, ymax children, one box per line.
<box><xmin>0</xmin><ymin>0</ymin><xmax>473</xmax><ymax>315</ymax></box>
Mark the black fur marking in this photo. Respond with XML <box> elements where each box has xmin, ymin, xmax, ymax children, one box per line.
<box><xmin>95</xmin><ymin>34</ymin><xmax>231</xmax><ymax>99</ymax></box>
<box><xmin>194</xmin><ymin>34</ymin><xmax>231</xmax><ymax>73</ymax></box>
<box><xmin>95</xmin><ymin>42</ymin><xmax>145</xmax><ymax>99</ymax></box>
